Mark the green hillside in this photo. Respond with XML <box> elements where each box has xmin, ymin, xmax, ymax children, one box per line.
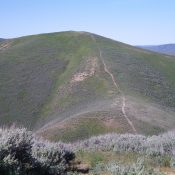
<box><xmin>0</xmin><ymin>31</ymin><xmax>175</xmax><ymax>141</ymax></box>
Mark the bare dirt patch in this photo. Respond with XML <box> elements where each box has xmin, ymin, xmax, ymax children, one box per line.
<box><xmin>103</xmin><ymin>118</ymin><xmax>120</xmax><ymax>129</ymax></box>
<box><xmin>0</xmin><ymin>41</ymin><xmax>12</xmax><ymax>51</ymax></box>
<box><xmin>71</xmin><ymin>57</ymin><xmax>98</xmax><ymax>83</ymax></box>
<box><xmin>160</xmin><ymin>167</ymin><xmax>175</xmax><ymax>175</ymax></box>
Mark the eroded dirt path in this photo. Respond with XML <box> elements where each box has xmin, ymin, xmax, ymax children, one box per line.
<box><xmin>0</xmin><ymin>41</ymin><xmax>12</xmax><ymax>51</ymax></box>
<box><xmin>91</xmin><ymin>34</ymin><xmax>137</xmax><ymax>134</ymax></box>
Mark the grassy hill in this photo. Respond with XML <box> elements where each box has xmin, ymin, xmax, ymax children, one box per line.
<box><xmin>0</xmin><ymin>31</ymin><xmax>175</xmax><ymax>142</ymax></box>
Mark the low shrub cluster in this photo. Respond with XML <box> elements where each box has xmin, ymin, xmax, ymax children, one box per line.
<box><xmin>91</xmin><ymin>158</ymin><xmax>165</xmax><ymax>175</ymax></box>
<box><xmin>0</xmin><ymin>127</ymin><xmax>75</xmax><ymax>175</ymax></box>
<box><xmin>1</xmin><ymin>127</ymin><xmax>175</xmax><ymax>174</ymax></box>
<box><xmin>73</xmin><ymin>131</ymin><xmax>175</xmax><ymax>156</ymax></box>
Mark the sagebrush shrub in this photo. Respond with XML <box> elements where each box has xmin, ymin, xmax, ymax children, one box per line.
<box><xmin>0</xmin><ymin>127</ymin><xmax>75</xmax><ymax>175</ymax></box>
<box><xmin>1</xmin><ymin>127</ymin><xmax>175</xmax><ymax>174</ymax></box>
<box><xmin>73</xmin><ymin>131</ymin><xmax>175</xmax><ymax>157</ymax></box>
<box><xmin>32</xmin><ymin>139</ymin><xmax>75</xmax><ymax>174</ymax></box>
<box><xmin>92</xmin><ymin>158</ymin><xmax>165</xmax><ymax>175</ymax></box>
<box><xmin>0</xmin><ymin>128</ymin><xmax>34</xmax><ymax>174</ymax></box>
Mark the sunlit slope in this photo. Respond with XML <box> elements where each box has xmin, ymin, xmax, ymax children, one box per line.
<box><xmin>40</xmin><ymin>33</ymin><xmax>175</xmax><ymax>141</ymax></box>
<box><xmin>95</xmin><ymin>35</ymin><xmax>175</xmax><ymax>108</ymax></box>
<box><xmin>0</xmin><ymin>32</ymin><xmax>175</xmax><ymax>139</ymax></box>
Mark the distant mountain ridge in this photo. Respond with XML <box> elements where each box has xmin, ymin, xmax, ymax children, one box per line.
<box><xmin>138</xmin><ymin>44</ymin><xmax>175</xmax><ymax>56</ymax></box>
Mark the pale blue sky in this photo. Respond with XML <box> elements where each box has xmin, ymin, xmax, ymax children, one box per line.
<box><xmin>1</xmin><ymin>0</ymin><xmax>175</xmax><ymax>45</ymax></box>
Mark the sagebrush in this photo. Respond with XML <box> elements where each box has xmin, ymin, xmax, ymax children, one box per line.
<box><xmin>1</xmin><ymin>127</ymin><xmax>175</xmax><ymax>174</ymax></box>
<box><xmin>0</xmin><ymin>127</ymin><xmax>74</xmax><ymax>175</ymax></box>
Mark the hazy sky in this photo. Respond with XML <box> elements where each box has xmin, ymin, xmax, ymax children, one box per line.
<box><xmin>1</xmin><ymin>0</ymin><xmax>175</xmax><ymax>45</ymax></box>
